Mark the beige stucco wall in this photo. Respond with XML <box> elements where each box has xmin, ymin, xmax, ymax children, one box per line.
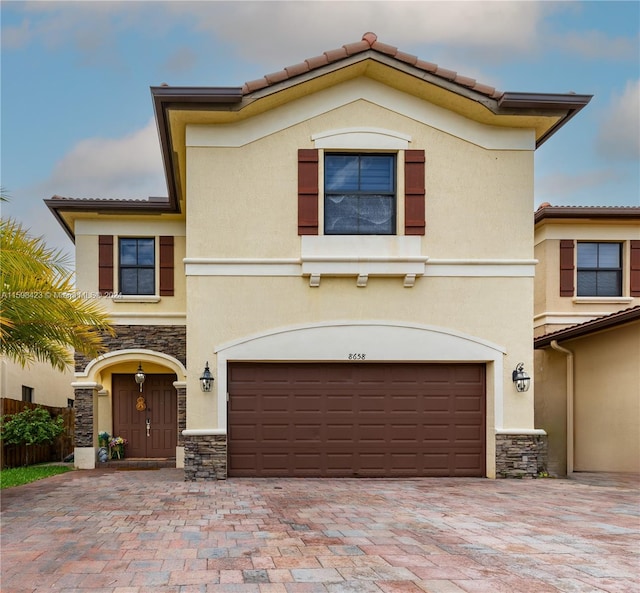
<box><xmin>534</xmin><ymin>220</ymin><xmax>640</xmax><ymax>337</ymax></box>
<box><xmin>535</xmin><ymin>321</ymin><xmax>640</xmax><ymax>475</ymax></box>
<box><xmin>182</xmin><ymin>82</ymin><xmax>539</xmax><ymax>459</ymax></box>
<box><xmin>186</xmin><ymin>98</ymin><xmax>534</xmax><ymax>260</ymax></box>
<box><xmin>0</xmin><ymin>357</ymin><xmax>74</xmax><ymax>408</ymax></box>
<box><xmin>74</xmin><ymin>219</ymin><xmax>186</xmax><ymax>323</ymax></box>
<box><xmin>186</xmin><ymin>275</ymin><xmax>535</xmax><ymax>433</ymax></box>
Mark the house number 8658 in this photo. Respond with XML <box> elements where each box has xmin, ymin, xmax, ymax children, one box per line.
<box><xmin>348</xmin><ymin>353</ymin><xmax>366</xmax><ymax>360</ymax></box>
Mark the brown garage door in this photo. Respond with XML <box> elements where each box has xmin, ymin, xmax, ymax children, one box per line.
<box><xmin>228</xmin><ymin>362</ymin><xmax>485</xmax><ymax>478</ymax></box>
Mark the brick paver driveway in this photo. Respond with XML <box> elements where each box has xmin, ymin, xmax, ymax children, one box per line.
<box><xmin>1</xmin><ymin>468</ymin><xmax>638</xmax><ymax>593</ymax></box>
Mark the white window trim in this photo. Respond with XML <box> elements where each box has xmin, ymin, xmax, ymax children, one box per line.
<box><xmin>311</xmin><ymin>127</ymin><xmax>411</xmax><ymax>150</ymax></box>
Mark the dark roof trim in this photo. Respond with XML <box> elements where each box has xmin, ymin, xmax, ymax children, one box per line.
<box><xmin>535</xmin><ymin>205</ymin><xmax>640</xmax><ymax>224</ymax></box>
<box><xmin>45</xmin><ymin>196</ymin><xmax>175</xmax><ymax>242</ymax></box>
<box><xmin>151</xmin><ymin>86</ymin><xmax>244</xmax><ymax>212</ymax></box>
<box><xmin>534</xmin><ymin>306</ymin><xmax>640</xmax><ymax>348</ymax></box>
<box><xmin>498</xmin><ymin>92</ymin><xmax>592</xmax><ymax>147</ymax></box>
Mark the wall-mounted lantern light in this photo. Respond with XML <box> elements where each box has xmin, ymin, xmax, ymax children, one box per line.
<box><xmin>512</xmin><ymin>362</ymin><xmax>531</xmax><ymax>392</ymax></box>
<box><xmin>200</xmin><ymin>361</ymin><xmax>214</xmax><ymax>392</ymax></box>
<box><xmin>134</xmin><ymin>363</ymin><xmax>146</xmax><ymax>392</ymax></box>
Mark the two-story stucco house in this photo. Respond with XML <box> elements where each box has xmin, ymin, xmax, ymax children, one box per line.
<box><xmin>533</xmin><ymin>205</ymin><xmax>640</xmax><ymax>476</ymax></box>
<box><xmin>46</xmin><ymin>33</ymin><xmax>592</xmax><ymax>480</ymax></box>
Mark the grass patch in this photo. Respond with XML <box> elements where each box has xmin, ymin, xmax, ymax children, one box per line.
<box><xmin>0</xmin><ymin>464</ymin><xmax>72</xmax><ymax>489</ymax></box>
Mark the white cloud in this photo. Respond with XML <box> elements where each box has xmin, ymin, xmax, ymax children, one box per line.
<box><xmin>2</xmin><ymin>118</ymin><xmax>167</xmax><ymax>258</ymax></box>
<box><xmin>4</xmin><ymin>1</ymin><xmax>550</xmax><ymax>67</ymax></box>
<box><xmin>169</xmin><ymin>1</ymin><xmax>549</xmax><ymax>67</ymax></box>
<box><xmin>535</xmin><ymin>168</ymin><xmax>620</xmax><ymax>205</ymax></box>
<box><xmin>49</xmin><ymin>118</ymin><xmax>166</xmax><ymax>199</ymax></box>
<box><xmin>596</xmin><ymin>80</ymin><xmax>640</xmax><ymax>161</ymax></box>
<box><xmin>557</xmin><ymin>30</ymin><xmax>639</xmax><ymax>60</ymax></box>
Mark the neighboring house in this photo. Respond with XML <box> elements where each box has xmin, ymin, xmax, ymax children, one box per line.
<box><xmin>45</xmin><ymin>33</ymin><xmax>592</xmax><ymax>479</ymax></box>
<box><xmin>533</xmin><ymin>205</ymin><xmax>640</xmax><ymax>475</ymax></box>
<box><xmin>0</xmin><ymin>356</ymin><xmax>75</xmax><ymax>408</ymax></box>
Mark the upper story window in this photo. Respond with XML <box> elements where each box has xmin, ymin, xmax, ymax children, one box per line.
<box><xmin>324</xmin><ymin>154</ymin><xmax>396</xmax><ymax>235</ymax></box>
<box><xmin>577</xmin><ymin>242</ymin><xmax>622</xmax><ymax>297</ymax></box>
<box><xmin>119</xmin><ymin>238</ymin><xmax>155</xmax><ymax>295</ymax></box>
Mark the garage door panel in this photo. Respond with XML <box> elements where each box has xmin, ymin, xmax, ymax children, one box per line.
<box><xmin>228</xmin><ymin>362</ymin><xmax>485</xmax><ymax>477</ymax></box>
<box><xmin>423</xmin><ymin>396</ymin><xmax>451</xmax><ymax>411</ymax></box>
<box><xmin>455</xmin><ymin>425</ymin><xmax>484</xmax><ymax>442</ymax></box>
<box><xmin>359</xmin><ymin>425</ymin><xmax>387</xmax><ymax>442</ymax></box>
<box><xmin>261</xmin><ymin>425</ymin><xmax>290</xmax><ymax>442</ymax></box>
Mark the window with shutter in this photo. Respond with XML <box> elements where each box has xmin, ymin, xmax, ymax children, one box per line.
<box><xmin>577</xmin><ymin>242</ymin><xmax>622</xmax><ymax>297</ymax></box>
<box><xmin>404</xmin><ymin>150</ymin><xmax>426</xmax><ymax>236</ymax></box>
<box><xmin>324</xmin><ymin>153</ymin><xmax>396</xmax><ymax>235</ymax></box>
<box><xmin>630</xmin><ymin>240</ymin><xmax>640</xmax><ymax>297</ymax></box>
<box><xmin>159</xmin><ymin>236</ymin><xmax>174</xmax><ymax>296</ymax></box>
<box><xmin>559</xmin><ymin>240</ymin><xmax>575</xmax><ymax>297</ymax></box>
<box><xmin>98</xmin><ymin>235</ymin><xmax>114</xmax><ymax>295</ymax></box>
<box><xmin>297</xmin><ymin>149</ymin><xmax>426</xmax><ymax>237</ymax></box>
<box><xmin>298</xmin><ymin>149</ymin><xmax>319</xmax><ymax>235</ymax></box>
<box><xmin>119</xmin><ymin>237</ymin><xmax>155</xmax><ymax>295</ymax></box>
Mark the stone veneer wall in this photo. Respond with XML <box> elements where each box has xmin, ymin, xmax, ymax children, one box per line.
<box><xmin>75</xmin><ymin>325</ymin><xmax>186</xmax><ymax>372</ymax></box>
<box><xmin>184</xmin><ymin>435</ymin><xmax>227</xmax><ymax>481</ymax></box>
<box><xmin>176</xmin><ymin>385</ymin><xmax>186</xmax><ymax>447</ymax></box>
<box><xmin>74</xmin><ymin>388</ymin><xmax>95</xmax><ymax>447</ymax></box>
<box><xmin>73</xmin><ymin>324</ymin><xmax>186</xmax><ymax>452</ymax></box>
<box><xmin>496</xmin><ymin>434</ymin><xmax>548</xmax><ymax>478</ymax></box>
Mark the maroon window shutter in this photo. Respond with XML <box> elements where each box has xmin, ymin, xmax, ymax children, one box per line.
<box><xmin>559</xmin><ymin>239</ymin><xmax>575</xmax><ymax>297</ymax></box>
<box><xmin>98</xmin><ymin>235</ymin><xmax>114</xmax><ymax>295</ymax></box>
<box><xmin>630</xmin><ymin>240</ymin><xmax>640</xmax><ymax>297</ymax></box>
<box><xmin>404</xmin><ymin>150</ymin><xmax>426</xmax><ymax>235</ymax></box>
<box><xmin>298</xmin><ymin>149</ymin><xmax>319</xmax><ymax>235</ymax></box>
<box><xmin>159</xmin><ymin>236</ymin><xmax>175</xmax><ymax>296</ymax></box>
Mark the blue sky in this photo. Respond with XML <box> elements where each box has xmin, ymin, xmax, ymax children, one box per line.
<box><xmin>1</xmin><ymin>1</ymin><xmax>639</xmax><ymax>256</ymax></box>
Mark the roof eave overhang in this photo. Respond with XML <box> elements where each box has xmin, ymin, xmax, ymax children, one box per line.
<box><xmin>45</xmin><ymin>197</ymin><xmax>176</xmax><ymax>242</ymax></box>
<box><xmin>151</xmin><ymin>86</ymin><xmax>244</xmax><ymax>210</ymax></box>
<box><xmin>150</xmin><ymin>54</ymin><xmax>592</xmax><ymax>210</ymax></box>
<box><xmin>534</xmin><ymin>307</ymin><xmax>640</xmax><ymax>348</ymax></box>
<box><xmin>497</xmin><ymin>92</ymin><xmax>592</xmax><ymax>148</ymax></box>
<box><xmin>535</xmin><ymin>206</ymin><xmax>640</xmax><ymax>224</ymax></box>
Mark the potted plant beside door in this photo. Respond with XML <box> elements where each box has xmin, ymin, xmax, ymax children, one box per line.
<box><xmin>109</xmin><ymin>436</ymin><xmax>128</xmax><ymax>460</ymax></box>
<box><xmin>98</xmin><ymin>432</ymin><xmax>110</xmax><ymax>463</ymax></box>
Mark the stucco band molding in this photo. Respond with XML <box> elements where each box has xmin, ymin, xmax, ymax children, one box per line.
<box><xmin>184</xmin><ymin>257</ymin><xmax>538</xmax><ymax>278</ymax></box>
<box><xmin>311</xmin><ymin>127</ymin><xmax>411</xmax><ymax>150</ymax></box>
<box><xmin>495</xmin><ymin>429</ymin><xmax>547</xmax><ymax>436</ymax></box>
<box><xmin>534</xmin><ymin>311</ymin><xmax>633</xmax><ymax>328</ymax></box>
<box><xmin>70</xmin><ymin>381</ymin><xmax>103</xmax><ymax>390</ymax></box>
<box><xmin>183</xmin><ymin>429</ymin><xmax>227</xmax><ymax>437</ymax></box>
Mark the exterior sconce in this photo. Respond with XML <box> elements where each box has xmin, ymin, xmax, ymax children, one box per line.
<box><xmin>200</xmin><ymin>361</ymin><xmax>214</xmax><ymax>392</ymax></box>
<box><xmin>512</xmin><ymin>362</ymin><xmax>531</xmax><ymax>392</ymax></box>
<box><xmin>134</xmin><ymin>363</ymin><xmax>146</xmax><ymax>392</ymax></box>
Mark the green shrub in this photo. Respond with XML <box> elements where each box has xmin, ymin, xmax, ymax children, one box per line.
<box><xmin>1</xmin><ymin>406</ymin><xmax>64</xmax><ymax>466</ymax></box>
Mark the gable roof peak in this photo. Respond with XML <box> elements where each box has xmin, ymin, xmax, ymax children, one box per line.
<box><xmin>362</xmin><ymin>32</ymin><xmax>377</xmax><ymax>46</ymax></box>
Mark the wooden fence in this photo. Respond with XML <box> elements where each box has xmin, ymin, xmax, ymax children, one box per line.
<box><xmin>0</xmin><ymin>399</ymin><xmax>75</xmax><ymax>469</ymax></box>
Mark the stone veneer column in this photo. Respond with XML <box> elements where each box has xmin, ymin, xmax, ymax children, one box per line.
<box><xmin>174</xmin><ymin>381</ymin><xmax>187</xmax><ymax>468</ymax></box>
<box><xmin>495</xmin><ymin>431</ymin><xmax>548</xmax><ymax>478</ymax></box>
<box><xmin>71</xmin><ymin>382</ymin><xmax>101</xmax><ymax>469</ymax></box>
<box><xmin>183</xmin><ymin>431</ymin><xmax>227</xmax><ymax>481</ymax></box>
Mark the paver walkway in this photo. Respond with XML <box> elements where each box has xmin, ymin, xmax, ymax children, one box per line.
<box><xmin>1</xmin><ymin>468</ymin><xmax>638</xmax><ymax>592</ymax></box>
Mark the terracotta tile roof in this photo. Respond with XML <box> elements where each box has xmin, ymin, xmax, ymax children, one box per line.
<box><xmin>535</xmin><ymin>203</ymin><xmax>640</xmax><ymax>223</ymax></box>
<box><xmin>534</xmin><ymin>306</ymin><xmax>640</xmax><ymax>348</ymax></box>
<box><xmin>242</xmin><ymin>32</ymin><xmax>503</xmax><ymax>100</ymax></box>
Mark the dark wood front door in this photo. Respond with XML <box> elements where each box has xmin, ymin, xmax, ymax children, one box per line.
<box><xmin>112</xmin><ymin>374</ymin><xmax>177</xmax><ymax>458</ymax></box>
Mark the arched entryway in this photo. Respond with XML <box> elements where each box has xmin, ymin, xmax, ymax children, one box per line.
<box><xmin>72</xmin><ymin>349</ymin><xmax>187</xmax><ymax>468</ymax></box>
